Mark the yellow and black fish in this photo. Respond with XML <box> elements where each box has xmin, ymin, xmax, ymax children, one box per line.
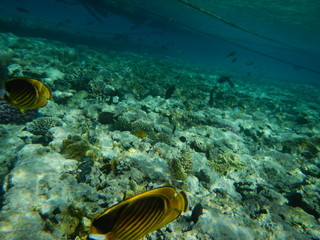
<box><xmin>3</xmin><ymin>77</ymin><xmax>51</xmax><ymax>113</ymax></box>
<box><xmin>89</xmin><ymin>186</ymin><xmax>188</xmax><ymax>240</ymax></box>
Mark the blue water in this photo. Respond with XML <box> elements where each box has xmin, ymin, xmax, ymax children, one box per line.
<box><xmin>0</xmin><ymin>0</ymin><xmax>319</xmax><ymax>85</ymax></box>
<box><xmin>1</xmin><ymin>1</ymin><xmax>320</xmax><ymax>239</ymax></box>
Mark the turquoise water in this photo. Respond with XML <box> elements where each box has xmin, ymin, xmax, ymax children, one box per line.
<box><xmin>0</xmin><ymin>1</ymin><xmax>319</xmax><ymax>240</ymax></box>
<box><xmin>0</xmin><ymin>0</ymin><xmax>319</xmax><ymax>82</ymax></box>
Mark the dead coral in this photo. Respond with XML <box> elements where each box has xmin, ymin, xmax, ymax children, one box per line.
<box><xmin>115</xmin><ymin>115</ymin><xmax>171</xmax><ymax>144</ymax></box>
<box><xmin>209</xmin><ymin>153</ymin><xmax>246</xmax><ymax>175</ymax></box>
<box><xmin>169</xmin><ymin>150</ymin><xmax>192</xmax><ymax>189</ymax></box>
<box><xmin>61</xmin><ymin>135</ymin><xmax>91</xmax><ymax>160</ymax></box>
<box><xmin>131</xmin><ymin>120</ymin><xmax>154</xmax><ymax>139</ymax></box>
<box><xmin>282</xmin><ymin>137</ymin><xmax>319</xmax><ymax>160</ymax></box>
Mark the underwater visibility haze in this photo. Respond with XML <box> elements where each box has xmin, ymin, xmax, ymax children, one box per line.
<box><xmin>0</xmin><ymin>0</ymin><xmax>319</xmax><ymax>239</ymax></box>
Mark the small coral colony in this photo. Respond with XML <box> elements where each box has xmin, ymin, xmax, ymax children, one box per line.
<box><xmin>1</xmin><ymin>77</ymin><xmax>188</xmax><ymax>239</ymax></box>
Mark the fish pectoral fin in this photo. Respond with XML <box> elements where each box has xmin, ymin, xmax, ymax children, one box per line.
<box><xmin>19</xmin><ymin>109</ymin><xmax>26</xmax><ymax>114</ymax></box>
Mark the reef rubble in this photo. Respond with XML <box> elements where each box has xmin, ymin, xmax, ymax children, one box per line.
<box><xmin>0</xmin><ymin>32</ymin><xmax>319</xmax><ymax>240</ymax></box>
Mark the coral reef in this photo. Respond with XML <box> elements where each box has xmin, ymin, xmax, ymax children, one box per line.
<box><xmin>0</xmin><ymin>32</ymin><xmax>320</xmax><ymax>240</ymax></box>
<box><xmin>27</xmin><ymin>117</ymin><xmax>62</xmax><ymax>135</ymax></box>
<box><xmin>61</xmin><ymin>135</ymin><xmax>92</xmax><ymax>160</ymax></box>
<box><xmin>114</xmin><ymin>111</ymin><xmax>171</xmax><ymax>144</ymax></box>
<box><xmin>0</xmin><ymin>94</ymin><xmax>37</xmax><ymax>124</ymax></box>
<box><xmin>0</xmin><ymin>49</ymin><xmax>14</xmax><ymax>82</ymax></box>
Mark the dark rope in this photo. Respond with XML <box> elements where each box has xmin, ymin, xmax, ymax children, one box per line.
<box><xmin>125</xmin><ymin>1</ymin><xmax>320</xmax><ymax>74</ymax></box>
<box><xmin>81</xmin><ymin>2</ymin><xmax>103</xmax><ymax>23</ymax></box>
<box><xmin>176</xmin><ymin>0</ymin><xmax>318</xmax><ymax>58</ymax></box>
<box><xmin>58</xmin><ymin>0</ymin><xmax>320</xmax><ymax>74</ymax></box>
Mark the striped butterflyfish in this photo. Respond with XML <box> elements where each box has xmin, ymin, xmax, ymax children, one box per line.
<box><xmin>3</xmin><ymin>77</ymin><xmax>51</xmax><ymax>113</ymax></box>
<box><xmin>88</xmin><ymin>186</ymin><xmax>188</xmax><ymax>240</ymax></box>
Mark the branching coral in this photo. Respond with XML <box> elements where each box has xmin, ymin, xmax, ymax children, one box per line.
<box><xmin>27</xmin><ymin>117</ymin><xmax>62</xmax><ymax>135</ymax></box>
